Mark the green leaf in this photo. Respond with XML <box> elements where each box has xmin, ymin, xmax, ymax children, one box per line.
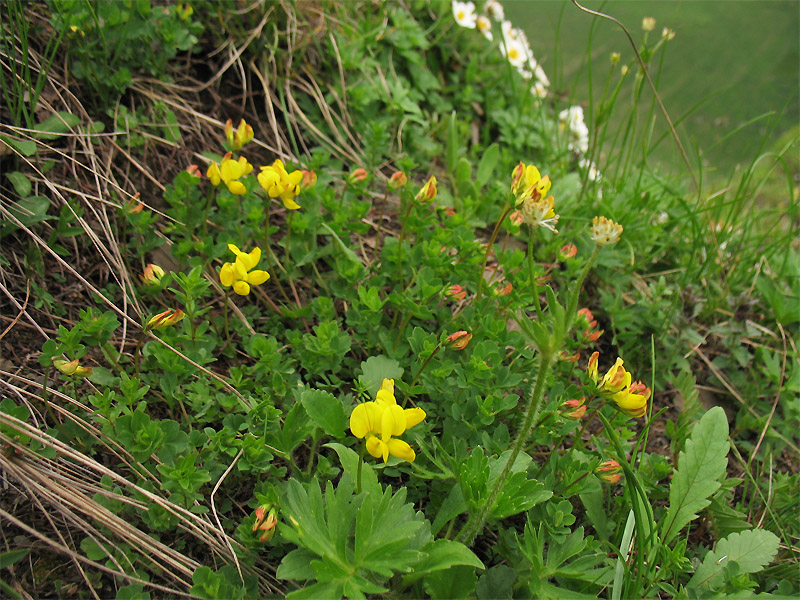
<box><xmin>6</xmin><ymin>172</ymin><xmax>31</xmax><ymax>198</ymax></box>
<box><xmin>359</xmin><ymin>356</ymin><xmax>403</xmax><ymax>399</ymax></box>
<box><xmin>687</xmin><ymin>529</ymin><xmax>779</xmax><ymax>591</ymax></box>
<box><xmin>276</xmin><ymin>548</ymin><xmax>317</xmax><ymax>581</ymax></box>
<box><xmin>300</xmin><ymin>388</ymin><xmax>346</xmax><ymax>438</ymax></box>
<box><xmin>431</xmin><ymin>483</ymin><xmax>466</xmax><ymax>535</ymax></box>
<box><xmin>320</xmin><ymin>223</ymin><xmax>363</xmax><ymax>266</ymax></box>
<box><xmin>411</xmin><ymin>539</ymin><xmax>484</xmax><ymax>576</ymax></box>
<box><xmin>661</xmin><ymin>406</ymin><xmax>730</xmax><ymax>545</ymax></box>
<box><xmin>424</xmin><ymin>564</ymin><xmax>477</xmax><ymax>599</ymax></box>
<box><xmin>0</xmin><ymin>548</ymin><xmax>30</xmax><ymax>569</ymax></box>
<box><xmin>475</xmin><ymin>143</ymin><xmax>500</xmax><ymax>188</ymax></box>
<box><xmin>325</xmin><ymin>442</ymin><xmax>380</xmax><ymax>496</ymax></box>
<box><xmin>1</xmin><ymin>135</ymin><xmax>37</xmax><ymax>156</ymax></box>
<box><xmin>1</xmin><ymin>196</ymin><xmax>52</xmax><ymax>236</ymax></box>
<box><xmin>34</xmin><ymin>111</ymin><xmax>81</xmax><ymax>140</ymax></box>
<box><xmin>476</xmin><ymin>564</ymin><xmax>515</xmax><ymax>599</ymax></box>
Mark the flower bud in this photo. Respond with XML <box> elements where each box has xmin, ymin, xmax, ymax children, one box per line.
<box><xmin>388</xmin><ymin>171</ymin><xmax>407</xmax><ymax>189</ymax></box>
<box><xmin>146</xmin><ymin>309</ymin><xmax>185</xmax><ymax>330</ymax></box>
<box><xmin>610</xmin><ymin>52</ymin><xmax>621</xmax><ymax>65</ymax></box>
<box><xmin>559</xmin><ymin>243</ymin><xmax>577</xmax><ymax>260</ymax></box>
<box><xmin>642</xmin><ymin>17</ymin><xmax>656</xmax><ymax>32</ymax></box>
<box><xmin>446</xmin><ymin>330</ymin><xmax>472</xmax><ymax>350</ymax></box>
<box><xmin>494</xmin><ymin>281</ymin><xmax>513</xmax><ymax>297</ymax></box>
<box><xmin>301</xmin><ymin>170</ymin><xmax>317</xmax><ymax>188</ymax></box>
<box><xmin>662</xmin><ymin>27</ymin><xmax>675</xmax><ymax>41</ymax></box>
<box><xmin>597</xmin><ymin>459</ymin><xmax>622</xmax><ymax>484</ymax></box>
<box><xmin>186</xmin><ymin>164</ymin><xmax>202</xmax><ymax>177</ymax></box>
<box><xmin>53</xmin><ymin>358</ymin><xmax>92</xmax><ymax>378</ymax></box>
<box><xmin>141</xmin><ymin>264</ymin><xmax>165</xmax><ymax>286</ymax></box>
<box><xmin>561</xmin><ymin>397</ymin><xmax>587</xmax><ymax>419</ymax></box>
<box><xmin>446</xmin><ymin>284</ymin><xmax>467</xmax><ymax>301</ymax></box>
<box><xmin>558</xmin><ymin>350</ymin><xmax>580</xmax><ymax>363</ymax></box>
<box><xmin>414</xmin><ymin>175</ymin><xmax>437</xmax><ymax>204</ymax></box>
<box><xmin>349</xmin><ymin>168</ymin><xmax>368</xmax><ymax>184</ymax></box>
<box><xmin>252</xmin><ymin>505</ymin><xmax>278</xmax><ymax>542</ymax></box>
<box><xmin>124</xmin><ymin>193</ymin><xmax>144</xmax><ymax>215</ymax></box>
<box><xmin>508</xmin><ymin>210</ymin><xmax>524</xmax><ymax>227</ymax></box>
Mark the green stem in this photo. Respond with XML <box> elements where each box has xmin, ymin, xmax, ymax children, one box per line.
<box><xmin>456</xmin><ymin>349</ymin><xmax>554</xmax><ymax>546</ymax></box>
<box><xmin>410</xmin><ymin>344</ymin><xmax>442</xmax><ymax>391</ymax></box>
<box><xmin>223</xmin><ymin>289</ymin><xmax>231</xmax><ymax>348</ymax></box>
<box><xmin>396</xmin><ymin>198</ymin><xmax>413</xmax><ymax>292</ymax></box>
<box><xmin>528</xmin><ymin>228</ymin><xmax>544</xmax><ymax>321</ymax></box>
<box><xmin>356</xmin><ymin>444</ymin><xmax>365</xmax><ymax>494</ymax></box>
<box><xmin>565</xmin><ymin>244</ymin><xmax>601</xmax><ymax>333</ymax></box>
<box><xmin>475</xmin><ymin>201</ymin><xmax>513</xmax><ymax>301</ymax></box>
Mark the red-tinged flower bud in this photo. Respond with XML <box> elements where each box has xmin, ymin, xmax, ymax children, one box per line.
<box><xmin>561</xmin><ymin>397</ymin><xmax>587</xmax><ymax>419</ymax></box>
<box><xmin>301</xmin><ymin>170</ymin><xmax>317</xmax><ymax>188</ymax></box>
<box><xmin>443</xmin><ymin>206</ymin><xmax>456</xmax><ymax>217</ymax></box>
<box><xmin>349</xmin><ymin>168</ymin><xmax>368</xmax><ymax>183</ymax></box>
<box><xmin>558</xmin><ymin>350</ymin><xmax>580</xmax><ymax>363</ymax></box>
<box><xmin>141</xmin><ymin>264</ymin><xmax>165</xmax><ymax>286</ymax></box>
<box><xmin>388</xmin><ymin>171</ymin><xmax>407</xmax><ymax>189</ymax></box>
<box><xmin>446</xmin><ymin>284</ymin><xmax>467</xmax><ymax>301</ymax></box>
<box><xmin>225</xmin><ymin>118</ymin><xmax>235</xmax><ymax>147</ymax></box>
<box><xmin>186</xmin><ymin>164</ymin><xmax>202</xmax><ymax>177</ymax></box>
<box><xmin>536</xmin><ymin>275</ymin><xmax>551</xmax><ymax>285</ymax></box>
<box><xmin>559</xmin><ymin>243</ymin><xmax>578</xmax><ymax>260</ymax></box>
<box><xmin>252</xmin><ymin>505</ymin><xmax>278</xmax><ymax>542</ymax></box>
<box><xmin>415</xmin><ymin>175</ymin><xmax>437</xmax><ymax>204</ymax></box>
<box><xmin>446</xmin><ymin>330</ymin><xmax>472</xmax><ymax>350</ymax></box>
<box><xmin>146</xmin><ymin>309</ymin><xmax>185</xmax><ymax>330</ymax></box>
<box><xmin>582</xmin><ymin>328</ymin><xmax>603</xmax><ymax>343</ymax></box>
<box><xmin>53</xmin><ymin>358</ymin><xmax>92</xmax><ymax>378</ymax></box>
<box><xmin>576</xmin><ymin>307</ymin><xmax>596</xmax><ymax>329</ymax></box>
<box><xmin>597</xmin><ymin>459</ymin><xmax>622</xmax><ymax>484</ymax></box>
<box><xmin>494</xmin><ymin>281</ymin><xmax>513</xmax><ymax>297</ymax></box>
<box><xmin>508</xmin><ymin>210</ymin><xmax>524</xmax><ymax>226</ymax></box>
<box><xmin>510</xmin><ymin>161</ymin><xmax>526</xmax><ymax>196</ymax></box>
<box><xmin>124</xmin><ymin>193</ymin><xmax>144</xmax><ymax>214</ymax></box>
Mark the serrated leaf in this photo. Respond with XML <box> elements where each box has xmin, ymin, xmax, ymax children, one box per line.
<box><xmin>687</xmin><ymin>529</ymin><xmax>780</xmax><ymax>590</ymax></box>
<box><xmin>491</xmin><ymin>471</ymin><xmax>552</xmax><ymax>519</ymax></box>
<box><xmin>661</xmin><ymin>407</ymin><xmax>730</xmax><ymax>545</ymax></box>
<box><xmin>6</xmin><ymin>172</ymin><xmax>31</xmax><ymax>198</ymax></box>
<box><xmin>359</xmin><ymin>356</ymin><xmax>403</xmax><ymax>398</ymax></box>
<box><xmin>34</xmin><ymin>111</ymin><xmax>80</xmax><ymax>140</ymax></box>
<box><xmin>300</xmin><ymin>388</ymin><xmax>346</xmax><ymax>438</ymax></box>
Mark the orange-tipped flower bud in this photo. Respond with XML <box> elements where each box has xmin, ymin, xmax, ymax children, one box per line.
<box><xmin>301</xmin><ymin>170</ymin><xmax>317</xmax><ymax>188</ymax></box>
<box><xmin>446</xmin><ymin>330</ymin><xmax>472</xmax><ymax>350</ymax></box>
<box><xmin>415</xmin><ymin>175</ymin><xmax>437</xmax><ymax>204</ymax></box>
<box><xmin>141</xmin><ymin>264</ymin><xmax>165</xmax><ymax>286</ymax></box>
<box><xmin>349</xmin><ymin>168</ymin><xmax>368</xmax><ymax>183</ymax></box>
<box><xmin>388</xmin><ymin>171</ymin><xmax>408</xmax><ymax>189</ymax></box>
<box><xmin>147</xmin><ymin>309</ymin><xmax>185</xmax><ymax>330</ymax></box>
<box><xmin>561</xmin><ymin>397</ymin><xmax>587</xmax><ymax>419</ymax></box>
<box><xmin>597</xmin><ymin>459</ymin><xmax>622</xmax><ymax>484</ymax></box>
<box><xmin>494</xmin><ymin>281</ymin><xmax>513</xmax><ymax>297</ymax></box>
<box><xmin>446</xmin><ymin>284</ymin><xmax>467</xmax><ymax>301</ymax></box>
<box><xmin>186</xmin><ymin>164</ymin><xmax>202</xmax><ymax>177</ymax></box>
<box><xmin>559</xmin><ymin>243</ymin><xmax>578</xmax><ymax>260</ymax></box>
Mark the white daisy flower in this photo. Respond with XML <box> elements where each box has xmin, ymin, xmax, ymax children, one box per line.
<box><xmin>485</xmin><ymin>0</ymin><xmax>504</xmax><ymax>20</ymax></box>
<box><xmin>476</xmin><ymin>15</ymin><xmax>493</xmax><ymax>40</ymax></box>
<box><xmin>501</xmin><ymin>37</ymin><xmax>530</xmax><ymax>68</ymax></box>
<box><xmin>452</xmin><ymin>1</ymin><xmax>477</xmax><ymax>28</ymax></box>
<box><xmin>531</xmin><ymin>81</ymin><xmax>548</xmax><ymax>99</ymax></box>
<box><xmin>579</xmin><ymin>158</ymin><xmax>601</xmax><ymax>182</ymax></box>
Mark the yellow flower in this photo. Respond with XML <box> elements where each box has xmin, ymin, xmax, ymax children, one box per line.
<box><xmin>141</xmin><ymin>264</ymin><xmax>165</xmax><ymax>286</ymax></box>
<box><xmin>225</xmin><ymin>118</ymin><xmax>254</xmax><ymax>151</ymax></box>
<box><xmin>587</xmin><ymin>352</ymin><xmax>650</xmax><ymax>418</ymax></box>
<box><xmin>257</xmin><ymin>159</ymin><xmax>303</xmax><ymax>210</ymax></box>
<box><xmin>591</xmin><ymin>216</ymin><xmax>623</xmax><ymax>246</ymax></box>
<box><xmin>207</xmin><ymin>153</ymin><xmax>253</xmax><ymax>195</ymax></box>
<box><xmin>511</xmin><ymin>162</ymin><xmax>552</xmax><ymax>206</ymax></box>
<box><xmin>349</xmin><ymin>379</ymin><xmax>426</xmax><ymax>463</ymax></box>
<box><xmin>219</xmin><ymin>244</ymin><xmax>270</xmax><ymax>296</ymax></box>
<box><xmin>414</xmin><ymin>175</ymin><xmax>437</xmax><ymax>204</ymax></box>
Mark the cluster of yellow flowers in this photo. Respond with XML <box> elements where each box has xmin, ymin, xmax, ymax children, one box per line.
<box><xmin>206</xmin><ymin>119</ymin><xmax>305</xmax><ymax>210</ymax></box>
<box><xmin>349</xmin><ymin>379</ymin><xmax>426</xmax><ymax>463</ymax></box>
<box><xmin>587</xmin><ymin>352</ymin><xmax>651</xmax><ymax>418</ymax></box>
<box><xmin>219</xmin><ymin>244</ymin><xmax>270</xmax><ymax>296</ymax></box>
<box><xmin>510</xmin><ymin>162</ymin><xmax>559</xmax><ymax>233</ymax></box>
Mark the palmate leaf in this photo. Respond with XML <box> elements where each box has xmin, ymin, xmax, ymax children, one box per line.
<box><xmin>687</xmin><ymin>529</ymin><xmax>780</xmax><ymax>591</ymax></box>
<box><xmin>661</xmin><ymin>406</ymin><xmax>730</xmax><ymax>545</ymax></box>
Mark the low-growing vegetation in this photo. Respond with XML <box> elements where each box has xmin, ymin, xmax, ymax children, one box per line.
<box><xmin>1</xmin><ymin>1</ymin><xmax>797</xmax><ymax>598</ymax></box>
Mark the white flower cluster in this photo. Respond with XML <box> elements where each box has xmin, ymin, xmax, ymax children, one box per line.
<box><xmin>452</xmin><ymin>1</ymin><xmax>550</xmax><ymax>99</ymax></box>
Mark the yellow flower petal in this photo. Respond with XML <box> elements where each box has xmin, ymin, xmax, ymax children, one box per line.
<box><xmin>387</xmin><ymin>438</ymin><xmax>415</xmax><ymax>462</ymax></box>
<box><xmin>219</xmin><ymin>262</ymin><xmax>235</xmax><ymax>287</ymax></box>
<box><xmin>227</xmin><ymin>180</ymin><xmax>247</xmax><ymax>195</ymax></box>
<box><xmin>403</xmin><ymin>407</ymin><xmax>426</xmax><ymax>429</ymax></box>
<box><xmin>246</xmin><ymin>269</ymin><xmax>270</xmax><ymax>286</ymax></box>
<box><xmin>233</xmin><ymin>280</ymin><xmax>251</xmax><ymax>295</ymax></box>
